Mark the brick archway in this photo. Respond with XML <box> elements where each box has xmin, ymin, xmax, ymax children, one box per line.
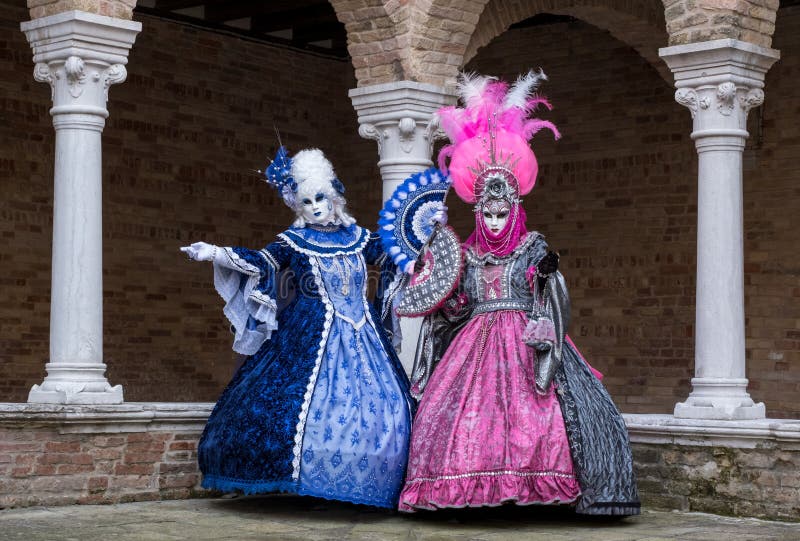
<box><xmin>464</xmin><ymin>0</ymin><xmax>672</xmax><ymax>85</ymax></box>
<box><xmin>331</xmin><ymin>0</ymin><xmax>672</xmax><ymax>86</ymax></box>
<box><xmin>665</xmin><ymin>0</ymin><xmax>778</xmax><ymax>48</ymax></box>
<box><xmin>331</xmin><ymin>0</ymin><xmax>495</xmax><ymax>86</ymax></box>
<box><xmin>328</xmin><ymin>0</ymin><xmax>407</xmax><ymax>86</ymax></box>
<box><xmin>23</xmin><ymin>1</ymin><xmax>780</xmax><ymax>87</ymax></box>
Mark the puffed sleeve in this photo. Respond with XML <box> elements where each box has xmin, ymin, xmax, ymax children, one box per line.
<box><xmin>526</xmin><ymin>236</ymin><xmax>571</xmax><ymax>393</ymax></box>
<box><xmin>212</xmin><ymin>240</ymin><xmax>292</xmax><ymax>355</ymax></box>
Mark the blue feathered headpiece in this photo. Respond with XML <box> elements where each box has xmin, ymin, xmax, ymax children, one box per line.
<box><xmin>262</xmin><ymin>146</ymin><xmax>298</xmax><ymax>208</ymax></box>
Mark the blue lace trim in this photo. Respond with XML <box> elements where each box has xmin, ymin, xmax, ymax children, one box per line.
<box><xmin>297</xmin><ymin>486</ymin><xmax>398</xmax><ymax>509</ymax></box>
<box><xmin>279</xmin><ymin>225</ymin><xmax>369</xmax><ymax>257</ymax></box>
<box><xmin>291</xmin><ymin>255</ymin><xmax>334</xmax><ymax>480</ymax></box>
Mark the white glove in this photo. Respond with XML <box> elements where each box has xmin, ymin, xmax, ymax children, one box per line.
<box><xmin>431</xmin><ymin>204</ymin><xmax>448</xmax><ymax>227</ymax></box>
<box><xmin>180</xmin><ymin>241</ymin><xmax>218</xmax><ymax>262</ymax></box>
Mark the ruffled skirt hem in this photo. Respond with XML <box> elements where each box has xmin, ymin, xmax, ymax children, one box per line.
<box><xmin>398</xmin><ymin>471</ymin><xmax>581</xmax><ymax>512</ymax></box>
<box><xmin>201</xmin><ymin>475</ymin><xmax>296</xmax><ymax>496</ymax></box>
<box><xmin>577</xmin><ymin>501</ymin><xmax>641</xmax><ymax>516</ymax></box>
<box><xmin>201</xmin><ymin>475</ymin><xmax>399</xmax><ymax>509</ymax></box>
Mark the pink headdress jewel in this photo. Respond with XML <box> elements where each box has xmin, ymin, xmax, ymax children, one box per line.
<box><xmin>437</xmin><ymin>69</ymin><xmax>561</xmax><ymax>204</ymax></box>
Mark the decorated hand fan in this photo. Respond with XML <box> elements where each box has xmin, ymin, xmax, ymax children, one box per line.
<box><xmin>378</xmin><ymin>168</ymin><xmax>463</xmax><ymax>317</ymax></box>
<box><xmin>378</xmin><ymin>168</ymin><xmax>452</xmax><ymax>271</ymax></box>
<box><xmin>396</xmin><ymin>224</ymin><xmax>463</xmax><ymax>317</ymax></box>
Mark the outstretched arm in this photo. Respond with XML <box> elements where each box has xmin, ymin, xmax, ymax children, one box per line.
<box><xmin>180</xmin><ymin>241</ymin><xmax>217</xmax><ymax>262</ymax></box>
<box><xmin>180</xmin><ymin>239</ymin><xmax>292</xmax><ymax>355</ymax></box>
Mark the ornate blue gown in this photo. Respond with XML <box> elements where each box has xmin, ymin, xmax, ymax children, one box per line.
<box><xmin>198</xmin><ymin>223</ymin><xmax>414</xmax><ymax>508</ymax></box>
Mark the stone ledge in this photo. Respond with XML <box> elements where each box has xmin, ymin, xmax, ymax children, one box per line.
<box><xmin>3</xmin><ymin>404</ymin><xmax>800</xmax><ymax>445</ymax></box>
<box><xmin>0</xmin><ymin>403</ymin><xmax>214</xmax><ymax>434</ymax></box>
<box><xmin>625</xmin><ymin>413</ymin><xmax>800</xmax><ymax>449</ymax></box>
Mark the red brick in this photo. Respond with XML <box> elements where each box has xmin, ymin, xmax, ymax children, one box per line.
<box><xmin>33</xmin><ymin>464</ymin><xmax>56</xmax><ymax>475</ymax></box>
<box><xmin>92</xmin><ymin>436</ymin><xmax>126</xmax><ymax>448</ymax></box>
<box><xmin>124</xmin><ymin>451</ymin><xmax>164</xmax><ymax>464</ymax></box>
<box><xmin>11</xmin><ymin>466</ymin><xmax>32</xmax><ymax>477</ymax></box>
<box><xmin>158</xmin><ymin>462</ymin><xmax>197</xmax><ymax>475</ymax></box>
<box><xmin>168</xmin><ymin>441</ymin><xmax>196</xmax><ymax>451</ymax></box>
<box><xmin>56</xmin><ymin>464</ymin><xmax>95</xmax><ymax>475</ymax></box>
<box><xmin>89</xmin><ymin>448</ymin><xmax>123</xmax><ymax>460</ymax></box>
<box><xmin>108</xmin><ymin>476</ymin><xmax>155</xmax><ymax>490</ymax></box>
<box><xmin>44</xmin><ymin>441</ymin><xmax>82</xmax><ymax>453</ymax></box>
<box><xmin>88</xmin><ymin>476</ymin><xmax>109</xmax><ymax>493</ymax></box>
<box><xmin>114</xmin><ymin>463</ymin><xmax>155</xmax><ymax>476</ymax></box>
<box><xmin>0</xmin><ymin>443</ymin><xmax>42</xmax><ymax>453</ymax></box>
<box><xmin>158</xmin><ymin>473</ymin><xmax>199</xmax><ymax>489</ymax></box>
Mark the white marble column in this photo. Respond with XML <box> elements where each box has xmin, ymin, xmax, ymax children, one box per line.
<box><xmin>21</xmin><ymin>11</ymin><xmax>141</xmax><ymax>404</ymax></box>
<box><xmin>350</xmin><ymin>82</ymin><xmax>456</xmax><ymax>373</ymax></box>
<box><xmin>660</xmin><ymin>39</ymin><xmax>779</xmax><ymax>420</ymax></box>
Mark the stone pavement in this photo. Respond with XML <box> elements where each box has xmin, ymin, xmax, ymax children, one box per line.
<box><xmin>1</xmin><ymin>496</ymin><xmax>798</xmax><ymax>541</ymax></box>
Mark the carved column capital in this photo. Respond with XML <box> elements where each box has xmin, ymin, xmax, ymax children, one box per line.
<box><xmin>21</xmin><ymin>11</ymin><xmax>140</xmax><ymax>125</ymax></box>
<box><xmin>349</xmin><ymin>81</ymin><xmax>456</xmax><ymax>178</ymax></box>
<box><xmin>357</xmin><ymin>122</ymin><xmax>386</xmax><ymax>156</ymax></box>
<box><xmin>32</xmin><ymin>57</ymin><xmax>129</xmax><ymax>123</ymax></box>
<box><xmin>660</xmin><ymin>39</ymin><xmax>779</xmax><ymax>140</ymax></box>
<box><xmin>423</xmin><ymin>114</ymin><xmax>446</xmax><ymax>161</ymax></box>
<box><xmin>673</xmin><ymin>80</ymin><xmax>767</xmax><ymax>137</ymax></box>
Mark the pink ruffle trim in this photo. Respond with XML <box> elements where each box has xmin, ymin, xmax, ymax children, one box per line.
<box><xmin>398</xmin><ymin>471</ymin><xmax>581</xmax><ymax>512</ymax></box>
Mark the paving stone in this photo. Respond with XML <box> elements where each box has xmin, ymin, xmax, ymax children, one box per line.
<box><xmin>1</xmin><ymin>496</ymin><xmax>799</xmax><ymax>541</ymax></box>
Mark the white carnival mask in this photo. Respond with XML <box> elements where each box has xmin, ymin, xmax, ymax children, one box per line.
<box><xmin>298</xmin><ymin>186</ymin><xmax>335</xmax><ymax>225</ymax></box>
<box><xmin>481</xmin><ymin>199</ymin><xmax>511</xmax><ymax>234</ymax></box>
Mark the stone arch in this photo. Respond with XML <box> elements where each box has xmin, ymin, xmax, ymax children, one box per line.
<box><xmin>27</xmin><ymin>0</ymin><xmax>137</xmax><ymax>20</ymax></box>
<box><xmin>464</xmin><ymin>0</ymin><xmax>672</xmax><ymax>85</ymax></box>
<box><xmin>331</xmin><ymin>0</ymin><xmax>493</xmax><ymax>86</ymax></box>
<box><xmin>329</xmin><ymin>0</ymin><xmax>409</xmax><ymax>86</ymax></box>
<box><xmin>664</xmin><ymin>0</ymin><xmax>779</xmax><ymax>49</ymax></box>
<box><xmin>402</xmin><ymin>0</ymin><xmax>490</xmax><ymax>86</ymax></box>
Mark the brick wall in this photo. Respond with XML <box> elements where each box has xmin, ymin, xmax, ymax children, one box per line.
<box><xmin>0</xmin><ymin>427</ymin><xmax>208</xmax><ymax>507</ymax></box>
<box><xmin>633</xmin><ymin>441</ymin><xmax>800</xmax><ymax>521</ymax></box>
<box><xmin>743</xmin><ymin>5</ymin><xmax>800</xmax><ymax>416</ymax></box>
<box><xmin>464</xmin><ymin>9</ymin><xmax>800</xmax><ymax>417</ymax></box>
<box><xmin>3</xmin><ymin>421</ymin><xmax>798</xmax><ymax>519</ymax></box>
<box><xmin>0</xmin><ymin>2</ymin><xmax>380</xmax><ymax>403</ymax></box>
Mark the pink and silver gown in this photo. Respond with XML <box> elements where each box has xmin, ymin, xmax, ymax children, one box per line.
<box><xmin>398</xmin><ymin>232</ymin><xmax>640</xmax><ymax>515</ymax></box>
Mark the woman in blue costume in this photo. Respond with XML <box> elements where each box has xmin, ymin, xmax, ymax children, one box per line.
<box><xmin>180</xmin><ymin>147</ymin><xmax>414</xmax><ymax>508</ymax></box>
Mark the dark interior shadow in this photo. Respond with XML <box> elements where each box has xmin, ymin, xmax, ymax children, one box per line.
<box><xmin>207</xmin><ymin>494</ymin><xmax>637</xmax><ymax>530</ymax></box>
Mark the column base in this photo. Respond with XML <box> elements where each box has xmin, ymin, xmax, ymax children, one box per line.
<box><xmin>28</xmin><ymin>382</ymin><xmax>123</xmax><ymax>405</ymax></box>
<box><xmin>28</xmin><ymin>362</ymin><xmax>124</xmax><ymax>404</ymax></box>
<box><xmin>674</xmin><ymin>377</ymin><xmax>764</xmax><ymax>420</ymax></box>
<box><xmin>28</xmin><ymin>382</ymin><xmax>124</xmax><ymax>404</ymax></box>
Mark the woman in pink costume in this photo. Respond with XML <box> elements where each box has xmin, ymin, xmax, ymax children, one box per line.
<box><xmin>398</xmin><ymin>72</ymin><xmax>640</xmax><ymax>515</ymax></box>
